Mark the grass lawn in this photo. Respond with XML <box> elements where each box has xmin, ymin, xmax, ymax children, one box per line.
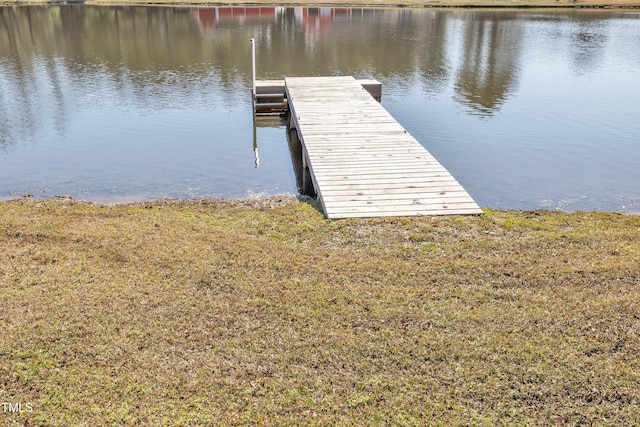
<box><xmin>1</xmin><ymin>197</ymin><xmax>639</xmax><ymax>425</ymax></box>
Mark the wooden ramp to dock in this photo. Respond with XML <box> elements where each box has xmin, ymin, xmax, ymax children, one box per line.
<box><xmin>285</xmin><ymin>76</ymin><xmax>482</xmax><ymax>219</ymax></box>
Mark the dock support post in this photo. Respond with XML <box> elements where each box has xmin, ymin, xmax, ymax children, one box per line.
<box><xmin>286</xmin><ymin>125</ymin><xmax>315</xmax><ymax>197</ymax></box>
<box><xmin>250</xmin><ymin>38</ymin><xmax>256</xmax><ymax>98</ymax></box>
<box><xmin>302</xmin><ymin>149</ymin><xmax>314</xmax><ymax>197</ymax></box>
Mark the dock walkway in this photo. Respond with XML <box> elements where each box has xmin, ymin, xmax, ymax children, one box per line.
<box><xmin>284</xmin><ymin>76</ymin><xmax>481</xmax><ymax>219</ymax></box>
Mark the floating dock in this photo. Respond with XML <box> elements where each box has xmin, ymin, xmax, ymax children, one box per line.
<box><xmin>283</xmin><ymin>76</ymin><xmax>481</xmax><ymax>219</ymax></box>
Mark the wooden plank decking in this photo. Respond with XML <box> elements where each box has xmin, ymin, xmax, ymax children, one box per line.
<box><xmin>285</xmin><ymin>76</ymin><xmax>482</xmax><ymax>219</ymax></box>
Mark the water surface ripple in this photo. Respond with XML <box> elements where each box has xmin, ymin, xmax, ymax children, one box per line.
<box><xmin>1</xmin><ymin>6</ymin><xmax>639</xmax><ymax>212</ymax></box>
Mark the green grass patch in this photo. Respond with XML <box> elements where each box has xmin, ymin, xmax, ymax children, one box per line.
<box><xmin>1</xmin><ymin>197</ymin><xmax>639</xmax><ymax>425</ymax></box>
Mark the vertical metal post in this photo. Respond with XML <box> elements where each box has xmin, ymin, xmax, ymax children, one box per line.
<box><xmin>250</xmin><ymin>38</ymin><xmax>259</xmax><ymax>165</ymax></box>
<box><xmin>250</xmin><ymin>38</ymin><xmax>256</xmax><ymax>98</ymax></box>
<box><xmin>253</xmin><ymin>121</ymin><xmax>259</xmax><ymax>168</ymax></box>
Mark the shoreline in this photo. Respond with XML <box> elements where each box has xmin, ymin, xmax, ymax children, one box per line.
<box><xmin>3</xmin><ymin>0</ymin><xmax>640</xmax><ymax>8</ymax></box>
<box><xmin>2</xmin><ymin>195</ymin><xmax>639</xmax><ymax>216</ymax></box>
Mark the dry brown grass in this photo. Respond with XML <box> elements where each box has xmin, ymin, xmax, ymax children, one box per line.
<box><xmin>1</xmin><ymin>197</ymin><xmax>639</xmax><ymax>425</ymax></box>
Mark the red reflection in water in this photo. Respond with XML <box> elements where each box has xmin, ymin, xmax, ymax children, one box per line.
<box><xmin>193</xmin><ymin>7</ymin><xmax>279</xmax><ymax>33</ymax></box>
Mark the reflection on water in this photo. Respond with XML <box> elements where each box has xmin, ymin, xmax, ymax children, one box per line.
<box><xmin>453</xmin><ymin>11</ymin><xmax>524</xmax><ymax>116</ymax></box>
<box><xmin>1</xmin><ymin>6</ymin><xmax>639</xmax><ymax>212</ymax></box>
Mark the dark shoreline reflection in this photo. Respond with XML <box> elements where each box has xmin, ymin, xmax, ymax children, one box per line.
<box><xmin>1</xmin><ymin>5</ymin><xmax>626</xmax><ymax>142</ymax></box>
<box><xmin>1</xmin><ymin>5</ymin><xmax>627</xmax><ymax>146</ymax></box>
<box><xmin>453</xmin><ymin>10</ymin><xmax>524</xmax><ymax>117</ymax></box>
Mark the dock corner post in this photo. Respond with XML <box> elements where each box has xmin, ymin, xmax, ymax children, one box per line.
<box><xmin>250</xmin><ymin>38</ymin><xmax>256</xmax><ymax>98</ymax></box>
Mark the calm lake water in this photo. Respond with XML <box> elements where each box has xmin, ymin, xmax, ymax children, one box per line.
<box><xmin>1</xmin><ymin>6</ymin><xmax>639</xmax><ymax>212</ymax></box>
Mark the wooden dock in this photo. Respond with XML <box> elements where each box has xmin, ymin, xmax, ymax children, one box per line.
<box><xmin>284</xmin><ymin>76</ymin><xmax>482</xmax><ymax>219</ymax></box>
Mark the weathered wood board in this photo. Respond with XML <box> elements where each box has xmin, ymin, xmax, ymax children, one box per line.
<box><xmin>285</xmin><ymin>76</ymin><xmax>482</xmax><ymax>219</ymax></box>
